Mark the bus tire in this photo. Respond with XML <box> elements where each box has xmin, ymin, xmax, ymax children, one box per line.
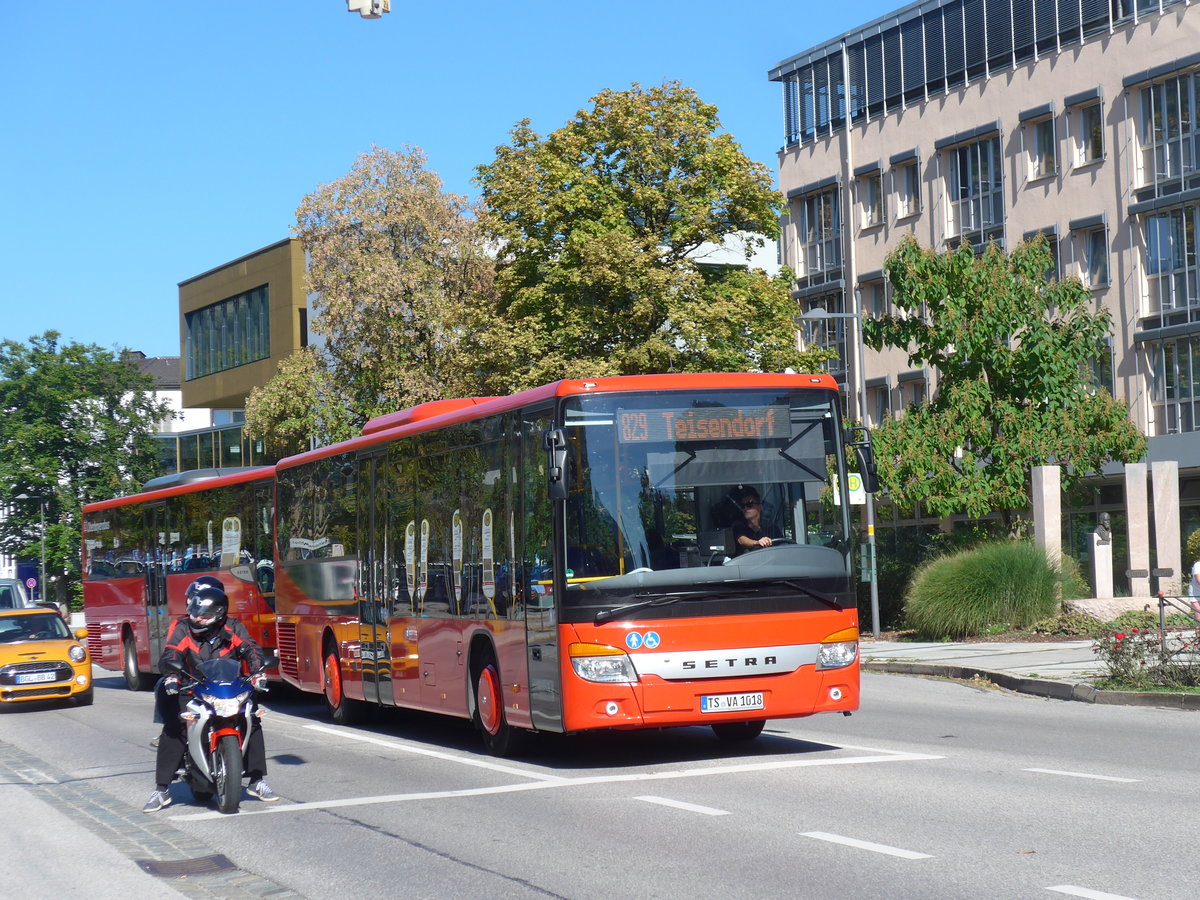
<box><xmin>711</xmin><ymin>720</ymin><xmax>766</xmax><ymax>742</ymax></box>
<box><xmin>471</xmin><ymin>650</ymin><xmax>527</xmax><ymax>758</ymax></box>
<box><xmin>323</xmin><ymin>645</ymin><xmax>364</xmax><ymax>726</ymax></box>
<box><xmin>122</xmin><ymin>633</ymin><xmax>155</xmax><ymax>692</ymax></box>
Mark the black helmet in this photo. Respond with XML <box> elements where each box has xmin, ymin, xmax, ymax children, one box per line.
<box><xmin>187</xmin><ymin>586</ymin><xmax>228</xmax><ymax>640</ymax></box>
<box><xmin>186</xmin><ymin>575</ymin><xmax>224</xmax><ymax>600</ymax></box>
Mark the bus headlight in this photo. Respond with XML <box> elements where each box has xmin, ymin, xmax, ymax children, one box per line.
<box><xmin>569</xmin><ymin>643</ymin><xmax>637</xmax><ymax>684</ymax></box>
<box><xmin>817</xmin><ymin>627</ymin><xmax>859</xmax><ymax>670</ymax></box>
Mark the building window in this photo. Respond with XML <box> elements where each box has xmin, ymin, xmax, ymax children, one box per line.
<box><xmin>946</xmin><ymin>136</ymin><xmax>1004</xmax><ymax>247</ymax></box>
<box><xmin>185</xmin><ymin>285</ymin><xmax>271</xmax><ymax>381</ymax></box>
<box><xmin>868</xmin><ymin>384</ymin><xmax>891</xmax><ymax>427</ymax></box>
<box><xmin>1074</xmin><ymin>101</ymin><xmax>1104</xmax><ymax>165</ymax></box>
<box><xmin>1082</xmin><ymin>227</ymin><xmax>1109</xmax><ymax>288</ymax></box>
<box><xmin>795</xmin><ymin>189</ymin><xmax>842</xmax><ymax>283</ymax></box>
<box><xmin>799</xmin><ymin>297</ymin><xmax>849</xmax><ymax>382</ymax></box>
<box><xmin>894</xmin><ymin>161</ymin><xmax>921</xmax><ymax>219</ymax></box>
<box><xmin>901</xmin><ymin>377</ymin><xmax>926</xmax><ymax>410</ymax></box>
<box><xmin>1090</xmin><ymin>340</ymin><xmax>1115</xmax><ymax>396</ymax></box>
<box><xmin>1145</xmin><ymin>204</ymin><xmax>1199</xmax><ymax>313</ymax></box>
<box><xmin>862</xmin><ymin>280</ymin><xmax>888</xmax><ymax>318</ymax></box>
<box><xmin>1027</xmin><ymin>117</ymin><xmax>1057</xmax><ymax>179</ymax></box>
<box><xmin>859</xmin><ymin>171</ymin><xmax>884</xmax><ymax>228</ymax></box>
<box><xmin>1139</xmin><ymin>71</ymin><xmax>1200</xmax><ymax>187</ymax></box>
<box><xmin>1149</xmin><ymin>336</ymin><xmax>1200</xmax><ymax>435</ymax></box>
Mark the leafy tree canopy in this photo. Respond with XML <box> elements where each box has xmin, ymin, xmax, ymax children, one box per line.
<box><xmin>247</xmin><ymin>145</ymin><xmax>496</xmax><ymax>446</ymax></box>
<box><xmin>862</xmin><ymin>235</ymin><xmax>1145</xmax><ymax>522</ymax></box>
<box><xmin>474</xmin><ymin>81</ymin><xmax>829</xmax><ymax>388</ymax></box>
<box><xmin>0</xmin><ymin>332</ymin><xmax>170</xmax><ymax>604</ymax></box>
<box><xmin>244</xmin><ymin>347</ymin><xmax>357</xmax><ymax>452</ymax></box>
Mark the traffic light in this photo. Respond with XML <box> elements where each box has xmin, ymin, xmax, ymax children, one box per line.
<box><xmin>347</xmin><ymin>0</ymin><xmax>390</xmax><ymax>18</ymax></box>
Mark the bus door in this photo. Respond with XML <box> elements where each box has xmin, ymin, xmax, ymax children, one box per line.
<box><xmin>143</xmin><ymin>503</ymin><xmax>172</xmax><ymax>669</ymax></box>
<box><xmin>357</xmin><ymin>452</ymin><xmax>394</xmax><ymax>706</ymax></box>
<box><xmin>522</xmin><ymin>405</ymin><xmax>564</xmax><ymax>732</ymax></box>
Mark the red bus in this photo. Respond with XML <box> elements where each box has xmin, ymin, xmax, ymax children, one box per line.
<box><xmin>82</xmin><ymin>466</ymin><xmax>278</xmax><ymax>690</ymax></box>
<box><xmin>274</xmin><ymin>373</ymin><xmax>874</xmax><ymax>754</ymax></box>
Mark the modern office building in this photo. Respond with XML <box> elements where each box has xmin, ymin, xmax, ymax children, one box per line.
<box><xmin>179</xmin><ymin>237</ymin><xmax>311</xmax><ymax>412</ymax></box>
<box><xmin>146</xmin><ymin>238</ymin><xmax>315</xmax><ymax>476</ymax></box>
<box><xmin>769</xmin><ymin>0</ymin><xmax>1200</xmax><ymax>583</ymax></box>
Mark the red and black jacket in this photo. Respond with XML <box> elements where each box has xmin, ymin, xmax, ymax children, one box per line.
<box><xmin>159</xmin><ymin>616</ymin><xmax>267</xmax><ymax>678</ymax></box>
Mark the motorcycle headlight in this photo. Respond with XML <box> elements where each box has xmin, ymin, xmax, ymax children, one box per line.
<box><xmin>568</xmin><ymin>643</ymin><xmax>637</xmax><ymax>683</ymax></box>
<box><xmin>204</xmin><ymin>693</ymin><xmax>250</xmax><ymax>717</ymax></box>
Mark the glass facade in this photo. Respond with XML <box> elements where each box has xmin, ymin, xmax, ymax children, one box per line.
<box><xmin>775</xmin><ymin>0</ymin><xmax>1183</xmax><ymax>146</ymax></box>
<box><xmin>185</xmin><ymin>285</ymin><xmax>271</xmax><ymax>380</ymax></box>
<box><xmin>152</xmin><ymin>425</ymin><xmax>278</xmax><ymax>477</ymax></box>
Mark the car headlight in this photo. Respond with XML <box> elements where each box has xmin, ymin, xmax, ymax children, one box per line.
<box><xmin>817</xmin><ymin>627</ymin><xmax>859</xmax><ymax>670</ymax></box>
<box><xmin>569</xmin><ymin>643</ymin><xmax>637</xmax><ymax>683</ymax></box>
<box><xmin>69</xmin><ymin>645</ymin><xmax>87</xmax><ymax>663</ymax></box>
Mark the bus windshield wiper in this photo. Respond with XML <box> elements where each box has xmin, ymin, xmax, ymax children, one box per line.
<box><xmin>774</xmin><ymin>579</ymin><xmax>840</xmax><ymax>609</ymax></box>
<box><xmin>594</xmin><ymin>589</ymin><xmax>736</xmax><ymax>624</ymax></box>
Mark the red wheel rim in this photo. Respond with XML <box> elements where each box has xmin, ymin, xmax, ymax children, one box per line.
<box><xmin>324</xmin><ymin>653</ymin><xmax>342</xmax><ymax>707</ymax></box>
<box><xmin>477</xmin><ymin>665</ymin><xmax>501</xmax><ymax>735</ymax></box>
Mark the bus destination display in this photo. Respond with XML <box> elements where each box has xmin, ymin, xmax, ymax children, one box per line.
<box><xmin>618</xmin><ymin>405</ymin><xmax>788</xmax><ymax>443</ymax></box>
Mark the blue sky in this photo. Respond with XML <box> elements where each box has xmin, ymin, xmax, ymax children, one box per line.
<box><xmin>1</xmin><ymin>1</ymin><xmax>896</xmax><ymax>358</ymax></box>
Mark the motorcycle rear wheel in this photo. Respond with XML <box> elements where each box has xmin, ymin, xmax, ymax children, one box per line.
<box><xmin>214</xmin><ymin>734</ymin><xmax>243</xmax><ymax>815</ymax></box>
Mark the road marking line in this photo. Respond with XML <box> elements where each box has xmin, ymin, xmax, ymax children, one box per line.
<box><xmin>801</xmin><ymin>831</ymin><xmax>932</xmax><ymax>859</ymax></box>
<box><xmin>1046</xmin><ymin>885</ymin><xmax>1141</xmax><ymax>899</ymax></box>
<box><xmin>170</xmin><ymin>746</ymin><xmax>943</xmax><ymax>820</ymax></box>
<box><xmin>635</xmin><ymin>795</ymin><xmax>729</xmax><ymax>816</ymax></box>
<box><xmin>300</xmin><ymin>724</ymin><xmax>570</xmax><ymax>782</ymax></box>
<box><xmin>1024</xmin><ymin>768</ymin><xmax>1140</xmax><ymax>783</ymax></box>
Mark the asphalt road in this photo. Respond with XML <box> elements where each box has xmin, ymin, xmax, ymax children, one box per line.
<box><xmin>2</xmin><ymin>666</ymin><xmax>1198</xmax><ymax>899</ymax></box>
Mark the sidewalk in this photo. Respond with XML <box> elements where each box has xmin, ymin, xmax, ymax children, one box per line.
<box><xmin>859</xmin><ymin>638</ymin><xmax>1200</xmax><ymax>709</ymax></box>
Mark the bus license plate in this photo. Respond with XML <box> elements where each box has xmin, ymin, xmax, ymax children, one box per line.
<box><xmin>16</xmin><ymin>671</ymin><xmax>55</xmax><ymax>684</ymax></box>
<box><xmin>700</xmin><ymin>692</ymin><xmax>764</xmax><ymax>713</ymax></box>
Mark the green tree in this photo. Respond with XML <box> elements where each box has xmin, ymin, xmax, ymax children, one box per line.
<box><xmin>474</xmin><ymin>81</ymin><xmax>829</xmax><ymax>389</ymax></box>
<box><xmin>0</xmin><ymin>332</ymin><xmax>170</xmax><ymax>606</ymax></box>
<box><xmin>244</xmin><ymin>347</ymin><xmax>357</xmax><ymax>452</ymax></box>
<box><xmin>863</xmin><ymin>235</ymin><xmax>1145</xmax><ymax>526</ymax></box>
<box><xmin>246</xmin><ymin>145</ymin><xmax>496</xmax><ymax>444</ymax></box>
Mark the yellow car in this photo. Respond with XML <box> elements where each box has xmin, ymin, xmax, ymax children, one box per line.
<box><xmin>0</xmin><ymin>608</ymin><xmax>93</xmax><ymax>706</ymax></box>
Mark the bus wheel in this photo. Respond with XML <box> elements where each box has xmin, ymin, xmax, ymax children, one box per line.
<box><xmin>472</xmin><ymin>653</ymin><xmax>527</xmax><ymax>757</ymax></box>
<box><xmin>712</xmin><ymin>720</ymin><xmax>766</xmax><ymax>742</ymax></box>
<box><xmin>323</xmin><ymin>647</ymin><xmax>363</xmax><ymax>726</ymax></box>
<box><xmin>122</xmin><ymin>634</ymin><xmax>154</xmax><ymax>691</ymax></box>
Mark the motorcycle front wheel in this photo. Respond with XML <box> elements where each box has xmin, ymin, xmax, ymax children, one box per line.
<box><xmin>214</xmin><ymin>734</ymin><xmax>243</xmax><ymax>815</ymax></box>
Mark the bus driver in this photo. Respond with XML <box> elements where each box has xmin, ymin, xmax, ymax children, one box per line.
<box><xmin>731</xmin><ymin>486</ymin><xmax>780</xmax><ymax>555</ymax></box>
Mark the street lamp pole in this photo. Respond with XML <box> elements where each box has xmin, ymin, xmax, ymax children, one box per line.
<box><xmin>800</xmin><ymin>307</ymin><xmax>881</xmax><ymax>638</ymax></box>
<box><xmin>38</xmin><ymin>500</ymin><xmax>46</xmax><ymax>606</ymax></box>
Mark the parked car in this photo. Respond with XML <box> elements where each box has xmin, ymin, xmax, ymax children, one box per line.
<box><xmin>0</xmin><ymin>577</ymin><xmax>68</xmax><ymax>618</ymax></box>
<box><xmin>0</xmin><ymin>608</ymin><xmax>93</xmax><ymax>705</ymax></box>
<box><xmin>0</xmin><ymin>578</ymin><xmax>33</xmax><ymax>610</ymax></box>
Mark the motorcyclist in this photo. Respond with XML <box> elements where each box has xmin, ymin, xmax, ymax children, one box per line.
<box><xmin>143</xmin><ymin>579</ymin><xmax>277</xmax><ymax>812</ymax></box>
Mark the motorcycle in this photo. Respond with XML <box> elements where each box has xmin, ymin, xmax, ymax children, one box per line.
<box><xmin>176</xmin><ymin>657</ymin><xmax>264</xmax><ymax>814</ymax></box>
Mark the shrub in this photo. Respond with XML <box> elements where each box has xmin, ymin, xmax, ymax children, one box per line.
<box><xmin>904</xmin><ymin>540</ymin><xmax>1084</xmax><ymax>639</ymax></box>
<box><xmin>1093</xmin><ymin>626</ymin><xmax>1200</xmax><ymax>690</ymax></box>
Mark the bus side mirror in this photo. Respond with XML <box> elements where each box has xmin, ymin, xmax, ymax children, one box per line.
<box><xmin>543</xmin><ymin>428</ymin><xmax>569</xmax><ymax>501</ymax></box>
<box><xmin>847</xmin><ymin>426</ymin><xmax>879</xmax><ymax>494</ymax></box>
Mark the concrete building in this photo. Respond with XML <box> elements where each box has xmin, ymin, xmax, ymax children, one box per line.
<box><xmin>769</xmin><ymin>0</ymin><xmax>1199</xmax><ymax>590</ymax></box>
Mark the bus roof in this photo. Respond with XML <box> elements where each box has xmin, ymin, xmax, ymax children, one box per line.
<box><xmin>83</xmin><ymin>465</ymin><xmax>275</xmax><ymax>514</ymax></box>
<box><xmin>277</xmin><ymin>372</ymin><xmax>839</xmax><ymax>472</ymax></box>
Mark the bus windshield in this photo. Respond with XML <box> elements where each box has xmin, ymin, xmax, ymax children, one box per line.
<box><xmin>560</xmin><ymin>388</ymin><xmax>852</xmax><ymax>616</ymax></box>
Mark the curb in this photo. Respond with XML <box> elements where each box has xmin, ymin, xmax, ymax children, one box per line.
<box><xmin>862</xmin><ymin>661</ymin><xmax>1200</xmax><ymax>710</ymax></box>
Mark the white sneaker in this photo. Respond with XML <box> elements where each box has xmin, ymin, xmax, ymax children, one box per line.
<box><xmin>246</xmin><ymin>779</ymin><xmax>278</xmax><ymax>802</ymax></box>
<box><xmin>142</xmin><ymin>789</ymin><xmax>172</xmax><ymax>813</ymax></box>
